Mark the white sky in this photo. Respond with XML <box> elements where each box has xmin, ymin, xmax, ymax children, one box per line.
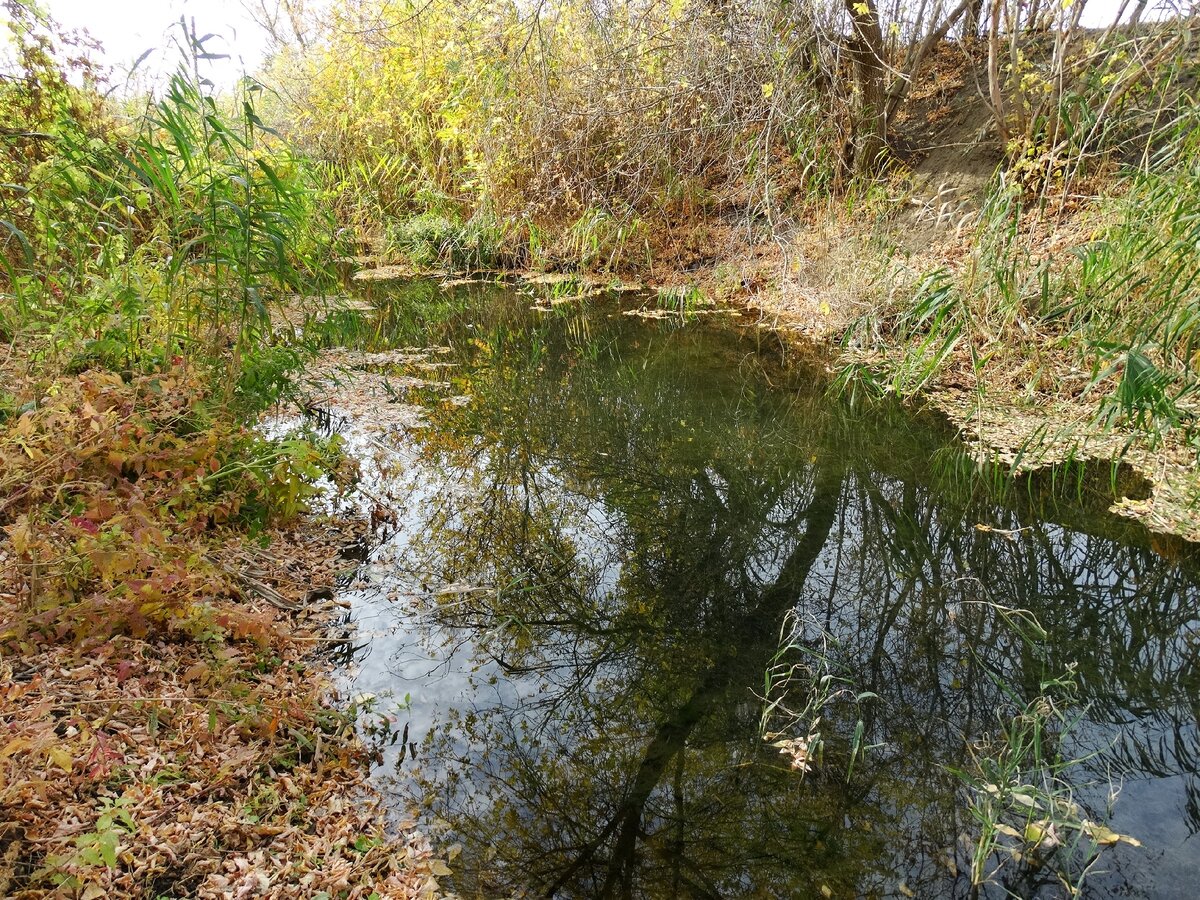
<box><xmin>45</xmin><ymin>0</ymin><xmax>274</xmax><ymax>88</ymax></box>
<box><xmin>29</xmin><ymin>0</ymin><xmax>1177</xmax><ymax>91</ymax></box>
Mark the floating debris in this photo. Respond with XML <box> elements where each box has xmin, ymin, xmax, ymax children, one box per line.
<box><xmin>523</xmin><ymin>272</ymin><xmax>588</xmax><ymax>286</ymax></box>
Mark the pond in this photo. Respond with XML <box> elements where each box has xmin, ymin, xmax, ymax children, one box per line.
<box><xmin>299</xmin><ymin>277</ymin><xmax>1200</xmax><ymax>899</ymax></box>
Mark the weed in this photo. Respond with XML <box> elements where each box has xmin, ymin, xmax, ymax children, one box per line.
<box><xmin>655</xmin><ymin>284</ymin><xmax>710</xmax><ymax>315</ymax></box>
<box><xmin>759</xmin><ymin>611</ymin><xmax>878</xmax><ymax>780</ymax></box>
<box><xmin>951</xmin><ymin>604</ymin><xmax>1138</xmax><ymax>896</ymax></box>
<box><xmin>847</xmin><ymin>101</ymin><xmax>1200</xmax><ymax>451</ymax></box>
<box><xmin>386</xmin><ymin>210</ymin><xmax>504</xmax><ymax>270</ymax></box>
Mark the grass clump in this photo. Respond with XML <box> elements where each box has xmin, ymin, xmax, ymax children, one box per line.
<box><xmin>759</xmin><ymin>611</ymin><xmax>878</xmax><ymax>781</ymax></box>
<box><xmin>951</xmin><ymin>605</ymin><xmax>1139</xmax><ymax>897</ymax></box>
<box><xmin>1</xmin><ymin>10</ymin><xmax>338</xmax><ymax>410</ymax></box>
<box><xmin>1075</xmin><ymin>134</ymin><xmax>1200</xmax><ymax>437</ymax></box>
<box><xmin>844</xmin><ymin>96</ymin><xmax>1200</xmax><ymax>450</ymax></box>
<box><xmin>385</xmin><ymin>210</ymin><xmax>505</xmax><ymax>270</ymax></box>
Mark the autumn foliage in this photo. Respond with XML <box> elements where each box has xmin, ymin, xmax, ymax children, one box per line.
<box><xmin>4</xmin><ymin>371</ymin><xmax>255</xmax><ymax>646</ymax></box>
<box><xmin>0</xmin><ymin>6</ymin><xmax>450</xmax><ymax>896</ymax></box>
<box><xmin>0</xmin><ymin>363</ymin><xmax>448</xmax><ymax>896</ymax></box>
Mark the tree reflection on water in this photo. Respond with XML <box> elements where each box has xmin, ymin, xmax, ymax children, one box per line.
<box><xmin>334</xmin><ymin>283</ymin><xmax>1200</xmax><ymax>899</ymax></box>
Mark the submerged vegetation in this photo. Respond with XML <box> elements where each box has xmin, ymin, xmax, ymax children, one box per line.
<box><xmin>949</xmin><ymin>604</ymin><xmax>1145</xmax><ymax>897</ymax></box>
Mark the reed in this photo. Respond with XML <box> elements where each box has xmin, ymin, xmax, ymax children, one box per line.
<box><xmin>1</xmin><ymin>14</ymin><xmax>336</xmax><ymax>410</ymax></box>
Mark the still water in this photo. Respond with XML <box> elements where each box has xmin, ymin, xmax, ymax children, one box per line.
<box><xmin>306</xmin><ymin>278</ymin><xmax>1200</xmax><ymax>899</ymax></box>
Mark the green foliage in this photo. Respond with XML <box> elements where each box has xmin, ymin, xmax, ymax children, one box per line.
<box><xmin>385</xmin><ymin>209</ymin><xmax>504</xmax><ymax>270</ymax></box>
<box><xmin>567</xmin><ymin>205</ymin><xmax>648</xmax><ymax>272</ymax></box>
<box><xmin>0</xmin><ymin>1</ymin><xmax>107</xmax><ymax>244</ymax></box>
<box><xmin>1</xmin><ymin>11</ymin><xmax>334</xmax><ymax>392</ymax></box>
<box><xmin>655</xmin><ymin>283</ymin><xmax>709</xmax><ymax>315</ymax></box>
<box><xmin>0</xmin><ymin>386</ymin><xmax>16</xmax><ymax>423</ymax></box>
<box><xmin>73</xmin><ymin>796</ymin><xmax>136</xmax><ymax>870</ymax></box>
<box><xmin>235</xmin><ymin>343</ymin><xmax>306</xmax><ymax>414</ymax></box>
<box><xmin>1073</xmin><ymin>128</ymin><xmax>1200</xmax><ymax>439</ymax></box>
<box><xmin>846</xmin><ymin>99</ymin><xmax>1200</xmax><ymax>448</ymax></box>
<box><xmin>266</xmin><ymin>0</ymin><xmax>839</xmax><ymax>270</ymax></box>
<box><xmin>35</xmin><ymin>795</ymin><xmax>138</xmax><ymax>887</ymax></box>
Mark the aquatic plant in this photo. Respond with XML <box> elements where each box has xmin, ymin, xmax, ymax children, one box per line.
<box><xmin>950</xmin><ymin>603</ymin><xmax>1139</xmax><ymax>897</ymax></box>
<box><xmin>759</xmin><ymin>611</ymin><xmax>878</xmax><ymax>781</ymax></box>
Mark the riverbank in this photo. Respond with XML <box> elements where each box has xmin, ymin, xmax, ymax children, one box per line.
<box><xmin>0</xmin><ymin>351</ymin><xmax>449</xmax><ymax>898</ymax></box>
<box><xmin>340</xmin><ymin>44</ymin><xmax>1200</xmax><ymax>548</ymax></box>
<box><xmin>344</xmin><ymin>231</ymin><xmax>1200</xmax><ymax>551</ymax></box>
<box><xmin>219</xmin><ymin>0</ymin><xmax>1200</xmax><ymax>544</ymax></box>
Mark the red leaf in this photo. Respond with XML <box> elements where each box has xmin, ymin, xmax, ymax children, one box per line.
<box><xmin>70</xmin><ymin>516</ymin><xmax>100</xmax><ymax>535</ymax></box>
<box><xmin>114</xmin><ymin>660</ymin><xmax>135</xmax><ymax>684</ymax></box>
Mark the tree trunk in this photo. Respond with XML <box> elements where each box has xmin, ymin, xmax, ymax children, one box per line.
<box><xmin>845</xmin><ymin>0</ymin><xmax>888</xmax><ymax>175</ymax></box>
<box><xmin>964</xmin><ymin>0</ymin><xmax>985</xmax><ymax>39</ymax></box>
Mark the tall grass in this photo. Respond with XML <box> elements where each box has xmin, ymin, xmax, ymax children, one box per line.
<box><xmin>1</xmin><ymin>13</ymin><xmax>336</xmax><ymax>410</ymax></box>
<box><xmin>262</xmin><ymin>0</ymin><xmax>847</xmax><ymax>272</ymax></box>
<box><xmin>1072</xmin><ymin>114</ymin><xmax>1200</xmax><ymax>437</ymax></box>
<box><xmin>840</xmin><ymin>176</ymin><xmax>1055</xmax><ymax>394</ymax></box>
<box><xmin>383</xmin><ymin>209</ymin><xmax>505</xmax><ymax>271</ymax></box>
<box><xmin>843</xmin><ymin>88</ymin><xmax>1200</xmax><ymax>449</ymax></box>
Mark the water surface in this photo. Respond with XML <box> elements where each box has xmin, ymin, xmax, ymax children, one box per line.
<box><xmin>310</xmin><ymin>279</ymin><xmax>1200</xmax><ymax>899</ymax></box>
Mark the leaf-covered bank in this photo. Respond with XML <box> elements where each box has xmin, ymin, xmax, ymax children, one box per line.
<box><xmin>0</xmin><ymin>356</ymin><xmax>450</xmax><ymax>898</ymax></box>
<box><xmin>0</xmin><ymin>6</ymin><xmax>451</xmax><ymax>896</ymax></box>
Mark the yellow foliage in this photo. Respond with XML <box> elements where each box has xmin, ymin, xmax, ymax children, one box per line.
<box><xmin>265</xmin><ymin>0</ymin><xmax>835</xmax><ymax>266</ymax></box>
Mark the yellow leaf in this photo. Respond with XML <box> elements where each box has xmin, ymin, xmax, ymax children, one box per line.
<box><xmin>1024</xmin><ymin>820</ymin><xmax>1059</xmax><ymax>849</ymax></box>
<box><xmin>428</xmin><ymin>859</ymin><xmax>453</xmax><ymax>877</ymax></box>
<box><xmin>48</xmin><ymin>745</ymin><xmax>73</xmax><ymax>773</ymax></box>
<box><xmin>0</xmin><ymin>737</ymin><xmax>30</xmax><ymax>759</ymax></box>
<box><xmin>1084</xmin><ymin>821</ymin><xmax>1141</xmax><ymax>847</ymax></box>
<box><xmin>6</xmin><ymin>520</ymin><xmax>32</xmax><ymax>554</ymax></box>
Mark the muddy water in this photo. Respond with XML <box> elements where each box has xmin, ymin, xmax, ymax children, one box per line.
<box><xmin>309</xmin><ymin>278</ymin><xmax>1200</xmax><ymax>899</ymax></box>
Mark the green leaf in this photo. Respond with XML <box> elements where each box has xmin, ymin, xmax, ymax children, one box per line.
<box><xmin>98</xmin><ymin>832</ymin><xmax>119</xmax><ymax>868</ymax></box>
